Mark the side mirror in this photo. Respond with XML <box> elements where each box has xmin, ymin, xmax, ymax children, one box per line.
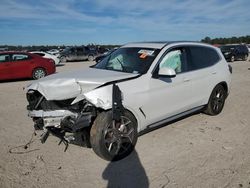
<box><xmin>158</xmin><ymin>67</ymin><xmax>176</xmax><ymax>77</ymax></box>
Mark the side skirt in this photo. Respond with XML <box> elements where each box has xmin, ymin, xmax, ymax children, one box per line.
<box><xmin>139</xmin><ymin>106</ymin><xmax>204</xmax><ymax>136</ymax></box>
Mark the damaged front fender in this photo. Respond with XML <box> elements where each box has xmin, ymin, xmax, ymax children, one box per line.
<box><xmin>73</xmin><ymin>84</ymin><xmax>113</xmax><ymax>110</ymax></box>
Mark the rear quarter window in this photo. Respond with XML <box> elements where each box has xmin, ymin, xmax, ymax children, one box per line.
<box><xmin>12</xmin><ymin>54</ymin><xmax>29</xmax><ymax>61</ymax></box>
<box><xmin>187</xmin><ymin>46</ymin><xmax>220</xmax><ymax>71</ymax></box>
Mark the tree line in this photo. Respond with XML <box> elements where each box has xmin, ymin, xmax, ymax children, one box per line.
<box><xmin>201</xmin><ymin>35</ymin><xmax>250</xmax><ymax>45</ymax></box>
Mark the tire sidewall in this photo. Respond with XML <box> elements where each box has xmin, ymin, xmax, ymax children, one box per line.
<box><xmin>88</xmin><ymin>55</ymin><xmax>94</xmax><ymax>61</ymax></box>
<box><xmin>230</xmin><ymin>55</ymin><xmax>235</xmax><ymax>62</ymax></box>
<box><xmin>32</xmin><ymin>68</ymin><xmax>46</xmax><ymax>80</ymax></box>
<box><xmin>205</xmin><ymin>84</ymin><xmax>226</xmax><ymax>115</ymax></box>
<box><xmin>90</xmin><ymin>110</ymin><xmax>138</xmax><ymax>161</ymax></box>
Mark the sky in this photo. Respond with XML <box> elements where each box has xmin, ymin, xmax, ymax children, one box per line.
<box><xmin>0</xmin><ymin>0</ymin><xmax>249</xmax><ymax>45</ymax></box>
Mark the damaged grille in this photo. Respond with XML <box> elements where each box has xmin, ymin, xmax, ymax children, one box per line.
<box><xmin>26</xmin><ymin>90</ymin><xmax>85</xmax><ymax>112</ymax></box>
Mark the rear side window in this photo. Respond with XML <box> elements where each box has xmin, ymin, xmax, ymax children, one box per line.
<box><xmin>0</xmin><ymin>54</ymin><xmax>10</xmax><ymax>62</ymax></box>
<box><xmin>187</xmin><ymin>46</ymin><xmax>220</xmax><ymax>71</ymax></box>
<box><xmin>12</xmin><ymin>54</ymin><xmax>29</xmax><ymax>61</ymax></box>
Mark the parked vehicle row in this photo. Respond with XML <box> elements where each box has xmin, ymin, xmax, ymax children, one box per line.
<box><xmin>219</xmin><ymin>44</ymin><xmax>249</xmax><ymax>62</ymax></box>
<box><xmin>59</xmin><ymin>46</ymin><xmax>99</xmax><ymax>62</ymax></box>
<box><xmin>0</xmin><ymin>51</ymin><xmax>55</xmax><ymax>81</ymax></box>
<box><xmin>25</xmin><ymin>41</ymin><xmax>232</xmax><ymax>161</ymax></box>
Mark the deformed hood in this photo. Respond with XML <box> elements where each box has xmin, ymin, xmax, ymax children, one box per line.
<box><xmin>26</xmin><ymin>67</ymin><xmax>138</xmax><ymax>100</ymax></box>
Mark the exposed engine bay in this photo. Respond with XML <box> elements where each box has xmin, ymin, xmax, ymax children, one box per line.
<box><xmin>26</xmin><ymin>84</ymin><xmax>124</xmax><ymax>151</ymax></box>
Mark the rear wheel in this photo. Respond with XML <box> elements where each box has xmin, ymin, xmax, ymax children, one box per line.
<box><xmin>32</xmin><ymin>68</ymin><xmax>46</xmax><ymax>80</ymax></box>
<box><xmin>60</xmin><ymin>56</ymin><xmax>67</xmax><ymax>62</ymax></box>
<box><xmin>90</xmin><ymin>110</ymin><xmax>138</xmax><ymax>161</ymax></box>
<box><xmin>204</xmin><ymin>84</ymin><xmax>226</xmax><ymax>115</ymax></box>
<box><xmin>88</xmin><ymin>55</ymin><xmax>94</xmax><ymax>61</ymax></box>
<box><xmin>243</xmin><ymin>54</ymin><xmax>248</xmax><ymax>61</ymax></box>
<box><xmin>230</xmin><ymin>55</ymin><xmax>235</xmax><ymax>62</ymax></box>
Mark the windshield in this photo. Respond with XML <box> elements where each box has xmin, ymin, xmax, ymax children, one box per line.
<box><xmin>93</xmin><ymin>47</ymin><xmax>160</xmax><ymax>74</ymax></box>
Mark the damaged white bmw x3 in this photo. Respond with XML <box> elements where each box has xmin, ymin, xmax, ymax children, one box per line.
<box><xmin>25</xmin><ymin>42</ymin><xmax>232</xmax><ymax>161</ymax></box>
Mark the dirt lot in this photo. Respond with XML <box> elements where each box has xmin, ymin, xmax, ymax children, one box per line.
<box><xmin>0</xmin><ymin>60</ymin><xmax>250</xmax><ymax>188</ymax></box>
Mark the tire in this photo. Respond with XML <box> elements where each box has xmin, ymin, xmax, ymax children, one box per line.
<box><xmin>32</xmin><ymin>68</ymin><xmax>46</xmax><ymax>80</ymax></box>
<box><xmin>60</xmin><ymin>56</ymin><xmax>67</xmax><ymax>62</ymax></box>
<box><xmin>230</xmin><ymin>55</ymin><xmax>235</xmax><ymax>62</ymax></box>
<box><xmin>204</xmin><ymin>84</ymin><xmax>226</xmax><ymax>116</ymax></box>
<box><xmin>88</xmin><ymin>55</ymin><xmax>94</xmax><ymax>61</ymax></box>
<box><xmin>243</xmin><ymin>54</ymin><xmax>248</xmax><ymax>61</ymax></box>
<box><xmin>90</xmin><ymin>110</ymin><xmax>138</xmax><ymax>161</ymax></box>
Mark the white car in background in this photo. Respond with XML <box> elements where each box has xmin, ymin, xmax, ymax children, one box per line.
<box><xmin>47</xmin><ymin>49</ymin><xmax>60</xmax><ymax>56</ymax></box>
<box><xmin>247</xmin><ymin>44</ymin><xmax>250</xmax><ymax>53</ymax></box>
<box><xmin>26</xmin><ymin>42</ymin><xmax>232</xmax><ymax>161</ymax></box>
<box><xmin>30</xmin><ymin>51</ymin><xmax>62</xmax><ymax>66</ymax></box>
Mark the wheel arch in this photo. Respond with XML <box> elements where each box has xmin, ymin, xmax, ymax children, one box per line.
<box><xmin>93</xmin><ymin>105</ymin><xmax>140</xmax><ymax>132</ymax></box>
<box><xmin>218</xmin><ymin>81</ymin><xmax>228</xmax><ymax>95</ymax></box>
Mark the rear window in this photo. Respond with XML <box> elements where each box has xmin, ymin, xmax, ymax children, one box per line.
<box><xmin>34</xmin><ymin>53</ymin><xmax>45</xmax><ymax>57</ymax></box>
<box><xmin>187</xmin><ymin>46</ymin><xmax>220</xmax><ymax>71</ymax></box>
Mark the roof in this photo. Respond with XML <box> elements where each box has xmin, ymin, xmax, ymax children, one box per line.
<box><xmin>0</xmin><ymin>51</ymin><xmax>29</xmax><ymax>54</ymax></box>
<box><xmin>122</xmin><ymin>42</ymin><xmax>169</xmax><ymax>49</ymax></box>
<box><xmin>122</xmin><ymin>41</ymin><xmax>209</xmax><ymax>49</ymax></box>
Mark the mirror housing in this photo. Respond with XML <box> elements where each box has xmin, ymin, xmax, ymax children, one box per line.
<box><xmin>158</xmin><ymin>67</ymin><xmax>176</xmax><ymax>77</ymax></box>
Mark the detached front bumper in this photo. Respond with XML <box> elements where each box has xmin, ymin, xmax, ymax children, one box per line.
<box><xmin>28</xmin><ymin>109</ymin><xmax>93</xmax><ymax>149</ymax></box>
<box><xmin>28</xmin><ymin>109</ymin><xmax>92</xmax><ymax>131</ymax></box>
<box><xmin>28</xmin><ymin>109</ymin><xmax>76</xmax><ymax>128</ymax></box>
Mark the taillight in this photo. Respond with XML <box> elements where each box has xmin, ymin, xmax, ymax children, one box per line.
<box><xmin>48</xmin><ymin>59</ymin><xmax>55</xmax><ymax>64</ymax></box>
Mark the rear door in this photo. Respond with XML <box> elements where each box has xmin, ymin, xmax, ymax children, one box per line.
<box><xmin>76</xmin><ymin>47</ymin><xmax>85</xmax><ymax>60</ymax></box>
<box><xmin>9</xmin><ymin>53</ymin><xmax>33</xmax><ymax>79</ymax></box>
<box><xmin>184</xmin><ymin>46</ymin><xmax>221</xmax><ymax>106</ymax></box>
<box><xmin>0</xmin><ymin>54</ymin><xmax>12</xmax><ymax>80</ymax></box>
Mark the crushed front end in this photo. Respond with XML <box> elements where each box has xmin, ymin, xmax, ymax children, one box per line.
<box><xmin>26</xmin><ymin>89</ymin><xmax>97</xmax><ymax>150</ymax></box>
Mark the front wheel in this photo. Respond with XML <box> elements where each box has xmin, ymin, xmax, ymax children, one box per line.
<box><xmin>32</xmin><ymin>68</ymin><xmax>46</xmax><ymax>80</ymax></box>
<box><xmin>204</xmin><ymin>84</ymin><xmax>226</xmax><ymax>116</ymax></box>
<box><xmin>90</xmin><ymin>110</ymin><xmax>138</xmax><ymax>161</ymax></box>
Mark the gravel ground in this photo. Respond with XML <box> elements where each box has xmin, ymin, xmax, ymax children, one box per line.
<box><xmin>0</xmin><ymin>60</ymin><xmax>250</xmax><ymax>188</ymax></box>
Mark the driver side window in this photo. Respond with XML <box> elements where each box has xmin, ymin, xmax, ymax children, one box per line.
<box><xmin>159</xmin><ymin>49</ymin><xmax>182</xmax><ymax>73</ymax></box>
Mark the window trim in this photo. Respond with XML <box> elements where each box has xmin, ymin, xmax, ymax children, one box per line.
<box><xmin>151</xmin><ymin>44</ymin><xmax>221</xmax><ymax>77</ymax></box>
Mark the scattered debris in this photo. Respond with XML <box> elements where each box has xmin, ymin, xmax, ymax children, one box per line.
<box><xmin>215</xmin><ymin>127</ymin><xmax>222</xmax><ymax>131</ymax></box>
<box><xmin>199</xmin><ymin>128</ymin><xmax>205</xmax><ymax>133</ymax></box>
<box><xmin>8</xmin><ymin>131</ymin><xmax>39</xmax><ymax>154</ymax></box>
<box><xmin>222</xmin><ymin>146</ymin><xmax>233</xmax><ymax>150</ymax></box>
<box><xmin>57</xmin><ymin>166</ymin><xmax>62</xmax><ymax>170</ymax></box>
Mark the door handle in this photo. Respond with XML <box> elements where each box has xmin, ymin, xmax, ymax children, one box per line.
<box><xmin>183</xmin><ymin>78</ymin><xmax>190</xmax><ymax>82</ymax></box>
<box><xmin>212</xmin><ymin>71</ymin><xmax>217</xmax><ymax>75</ymax></box>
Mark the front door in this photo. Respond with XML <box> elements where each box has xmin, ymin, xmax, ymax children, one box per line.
<box><xmin>0</xmin><ymin>54</ymin><xmax>11</xmax><ymax>80</ymax></box>
<box><xmin>141</xmin><ymin>47</ymin><xmax>194</xmax><ymax>126</ymax></box>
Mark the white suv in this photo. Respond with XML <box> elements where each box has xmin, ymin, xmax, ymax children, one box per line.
<box><xmin>25</xmin><ymin>42</ymin><xmax>232</xmax><ymax>161</ymax></box>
